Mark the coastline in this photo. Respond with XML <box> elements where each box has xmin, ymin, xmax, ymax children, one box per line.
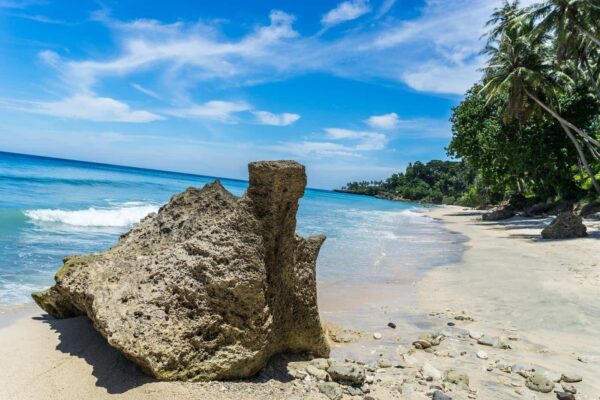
<box><xmin>418</xmin><ymin>206</ymin><xmax>600</xmax><ymax>398</ymax></box>
<box><xmin>1</xmin><ymin>206</ymin><xmax>599</xmax><ymax>399</ymax></box>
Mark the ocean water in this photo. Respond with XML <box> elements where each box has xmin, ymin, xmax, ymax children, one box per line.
<box><xmin>0</xmin><ymin>151</ymin><xmax>463</xmax><ymax>307</ymax></box>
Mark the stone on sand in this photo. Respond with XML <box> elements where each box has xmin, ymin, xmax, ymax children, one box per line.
<box><xmin>525</xmin><ymin>373</ymin><xmax>554</xmax><ymax>393</ymax></box>
<box><xmin>541</xmin><ymin>211</ymin><xmax>587</xmax><ymax>239</ymax></box>
<box><xmin>31</xmin><ymin>160</ymin><xmax>329</xmax><ymax>381</ymax></box>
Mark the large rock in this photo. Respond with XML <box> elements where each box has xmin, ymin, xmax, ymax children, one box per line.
<box><xmin>482</xmin><ymin>205</ymin><xmax>515</xmax><ymax>221</ymax></box>
<box><xmin>541</xmin><ymin>211</ymin><xmax>587</xmax><ymax>239</ymax></box>
<box><xmin>32</xmin><ymin>160</ymin><xmax>330</xmax><ymax>381</ymax></box>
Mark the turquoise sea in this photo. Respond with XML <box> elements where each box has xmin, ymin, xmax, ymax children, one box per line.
<box><xmin>0</xmin><ymin>151</ymin><xmax>463</xmax><ymax>307</ymax></box>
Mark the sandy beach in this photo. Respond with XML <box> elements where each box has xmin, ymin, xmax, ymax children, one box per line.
<box><xmin>1</xmin><ymin>206</ymin><xmax>599</xmax><ymax>399</ymax></box>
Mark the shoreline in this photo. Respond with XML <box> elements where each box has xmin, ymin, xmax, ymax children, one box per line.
<box><xmin>1</xmin><ymin>206</ymin><xmax>599</xmax><ymax>399</ymax></box>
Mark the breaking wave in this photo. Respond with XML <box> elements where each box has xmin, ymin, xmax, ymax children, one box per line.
<box><xmin>24</xmin><ymin>204</ymin><xmax>158</xmax><ymax>227</ymax></box>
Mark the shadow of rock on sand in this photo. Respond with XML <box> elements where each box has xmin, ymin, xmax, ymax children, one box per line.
<box><xmin>33</xmin><ymin>314</ymin><xmax>300</xmax><ymax>394</ymax></box>
<box><xmin>35</xmin><ymin>314</ymin><xmax>154</xmax><ymax>394</ymax></box>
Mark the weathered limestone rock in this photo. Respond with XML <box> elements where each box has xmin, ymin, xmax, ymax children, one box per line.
<box><xmin>541</xmin><ymin>211</ymin><xmax>587</xmax><ymax>239</ymax></box>
<box><xmin>32</xmin><ymin>160</ymin><xmax>330</xmax><ymax>381</ymax></box>
<box><xmin>482</xmin><ymin>205</ymin><xmax>515</xmax><ymax>221</ymax></box>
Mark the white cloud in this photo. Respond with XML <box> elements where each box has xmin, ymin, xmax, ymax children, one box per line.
<box><xmin>322</xmin><ymin>0</ymin><xmax>371</xmax><ymax>27</ymax></box>
<box><xmin>169</xmin><ymin>100</ymin><xmax>251</xmax><ymax>123</ymax></box>
<box><xmin>252</xmin><ymin>111</ymin><xmax>300</xmax><ymax>126</ymax></box>
<box><xmin>270</xmin><ymin>141</ymin><xmax>359</xmax><ymax>158</ymax></box>
<box><xmin>366</xmin><ymin>112</ymin><xmax>399</xmax><ymax>130</ymax></box>
<box><xmin>38</xmin><ymin>50</ymin><xmax>60</xmax><ymax>66</ymax></box>
<box><xmin>324</xmin><ymin>127</ymin><xmax>387</xmax><ymax>151</ymax></box>
<box><xmin>7</xmin><ymin>95</ymin><xmax>163</xmax><ymax>122</ymax></box>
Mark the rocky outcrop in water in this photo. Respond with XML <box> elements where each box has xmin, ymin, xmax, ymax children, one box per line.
<box><xmin>32</xmin><ymin>160</ymin><xmax>330</xmax><ymax>381</ymax></box>
<box><xmin>541</xmin><ymin>211</ymin><xmax>587</xmax><ymax>239</ymax></box>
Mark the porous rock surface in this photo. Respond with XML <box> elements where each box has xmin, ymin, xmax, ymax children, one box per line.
<box><xmin>32</xmin><ymin>160</ymin><xmax>330</xmax><ymax>381</ymax></box>
<box><xmin>541</xmin><ymin>211</ymin><xmax>587</xmax><ymax>239</ymax></box>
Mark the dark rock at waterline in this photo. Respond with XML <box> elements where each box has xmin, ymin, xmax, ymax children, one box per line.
<box><xmin>32</xmin><ymin>160</ymin><xmax>329</xmax><ymax>381</ymax></box>
<box><xmin>481</xmin><ymin>205</ymin><xmax>514</xmax><ymax>221</ymax></box>
<box><xmin>541</xmin><ymin>211</ymin><xmax>587</xmax><ymax>239</ymax></box>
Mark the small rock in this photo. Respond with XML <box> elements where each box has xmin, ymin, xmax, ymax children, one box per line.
<box><xmin>561</xmin><ymin>383</ymin><xmax>576</xmax><ymax>394</ymax></box>
<box><xmin>306</xmin><ymin>365</ymin><xmax>329</xmax><ymax>381</ymax></box>
<box><xmin>318</xmin><ymin>382</ymin><xmax>343</xmax><ymax>400</ymax></box>
<box><xmin>477</xmin><ymin>336</ymin><xmax>495</xmax><ymax>346</ymax></box>
<box><xmin>422</xmin><ymin>363</ymin><xmax>443</xmax><ymax>381</ymax></box>
<box><xmin>377</xmin><ymin>358</ymin><xmax>392</xmax><ymax>368</ymax></box>
<box><xmin>445</xmin><ymin>369</ymin><xmax>469</xmax><ymax>388</ymax></box>
<box><xmin>327</xmin><ymin>362</ymin><xmax>366</xmax><ymax>385</ymax></box>
<box><xmin>447</xmin><ymin>322</ymin><xmax>455</xmax><ymax>326</ymax></box>
<box><xmin>413</xmin><ymin>340</ymin><xmax>432</xmax><ymax>349</ymax></box>
<box><xmin>495</xmin><ymin>338</ymin><xmax>512</xmax><ymax>349</ymax></box>
<box><xmin>476</xmin><ymin>350</ymin><xmax>488</xmax><ymax>360</ymax></box>
<box><xmin>555</xmin><ymin>392</ymin><xmax>575</xmax><ymax>400</ymax></box>
<box><xmin>432</xmin><ymin>390</ymin><xmax>452</xmax><ymax>400</ymax></box>
<box><xmin>373</xmin><ymin>332</ymin><xmax>382</xmax><ymax>340</ymax></box>
<box><xmin>387</xmin><ymin>322</ymin><xmax>396</xmax><ymax>329</ymax></box>
<box><xmin>310</xmin><ymin>358</ymin><xmax>330</xmax><ymax>370</ymax></box>
<box><xmin>469</xmin><ymin>331</ymin><xmax>483</xmax><ymax>340</ymax></box>
<box><xmin>560</xmin><ymin>373</ymin><xmax>582</xmax><ymax>383</ymax></box>
<box><xmin>525</xmin><ymin>373</ymin><xmax>554</xmax><ymax>393</ymax></box>
<box><xmin>347</xmin><ymin>386</ymin><xmax>363</xmax><ymax>396</ymax></box>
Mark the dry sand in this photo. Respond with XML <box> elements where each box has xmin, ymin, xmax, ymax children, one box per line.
<box><xmin>1</xmin><ymin>205</ymin><xmax>599</xmax><ymax>399</ymax></box>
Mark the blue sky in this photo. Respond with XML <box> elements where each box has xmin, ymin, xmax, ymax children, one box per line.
<box><xmin>0</xmin><ymin>0</ymin><xmax>509</xmax><ymax>188</ymax></box>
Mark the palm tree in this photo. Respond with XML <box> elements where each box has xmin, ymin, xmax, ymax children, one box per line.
<box><xmin>480</xmin><ymin>17</ymin><xmax>600</xmax><ymax>193</ymax></box>
<box><xmin>528</xmin><ymin>0</ymin><xmax>600</xmax><ymax>48</ymax></box>
<box><xmin>484</xmin><ymin>0</ymin><xmax>524</xmax><ymax>44</ymax></box>
<box><xmin>524</xmin><ymin>0</ymin><xmax>600</xmax><ymax>101</ymax></box>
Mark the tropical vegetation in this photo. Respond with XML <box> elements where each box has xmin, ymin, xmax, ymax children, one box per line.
<box><xmin>342</xmin><ymin>0</ymin><xmax>600</xmax><ymax>208</ymax></box>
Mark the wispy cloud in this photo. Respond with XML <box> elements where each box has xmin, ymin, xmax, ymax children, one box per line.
<box><xmin>168</xmin><ymin>100</ymin><xmax>251</xmax><ymax>123</ymax></box>
<box><xmin>323</xmin><ymin>128</ymin><xmax>387</xmax><ymax>151</ymax></box>
<box><xmin>2</xmin><ymin>95</ymin><xmax>164</xmax><ymax>123</ymax></box>
<box><xmin>375</xmin><ymin>0</ymin><xmax>396</xmax><ymax>19</ymax></box>
<box><xmin>130</xmin><ymin>82</ymin><xmax>162</xmax><ymax>100</ymax></box>
<box><xmin>321</xmin><ymin>0</ymin><xmax>371</xmax><ymax>27</ymax></box>
<box><xmin>252</xmin><ymin>111</ymin><xmax>300</xmax><ymax>126</ymax></box>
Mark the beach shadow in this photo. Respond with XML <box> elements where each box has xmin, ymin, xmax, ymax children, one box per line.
<box><xmin>34</xmin><ymin>314</ymin><xmax>306</xmax><ymax>392</ymax></box>
<box><xmin>35</xmin><ymin>314</ymin><xmax>153</xmax><ymax>394</ymax></box>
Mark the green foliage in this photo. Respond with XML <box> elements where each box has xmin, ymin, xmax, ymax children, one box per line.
<box><xmin>340</xmin><ymin>160</ymin><xmax>475</xmax><ymax>205</ymax></box>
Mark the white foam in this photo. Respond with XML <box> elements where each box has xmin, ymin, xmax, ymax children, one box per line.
<box><xmin>24</xmin><ymin>205</ymin><xmax>158</xmax><ymax>227</ymax></box>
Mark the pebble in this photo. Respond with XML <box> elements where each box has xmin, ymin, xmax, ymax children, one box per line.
<box><xmin>327</xmin><ymin>363</ymin><xmax>366</xmax><ymax>385</ymax></box>
<box><xmin>432</xmin><ymin>390</ymin><xmax>452</xmax><ymax>400</ymax></box>
<box><xmin>469</xmin><ymin>331</ymin><xmax>483</xmax><ymax>340</ymax></box>
<box><xmin>476</xmin><ymin>350</ymin><xmax>488</xmax><ymax>360</ymax></box>
<box><xmin>387</xmin><ymin>322</ymin><xmax>396</xmax><ymax>329</ymax></box>
<box><xmin>377</xmin><ymin>358</ymin><xmax>392</xmax><ymax>368</ymax></box>
<box><xmin>422</xmin><ymin>363</ymin><xmax>442</xmax><ymax>380</ymax></box>
<box><xmin>373</xmin><ymin>332</ymin><xmax>382</xmax><ymax>340</ymax></box>
<box><xmin>555</xmin><ymin>392</ymin><xmax>575</xmax><ymax>400</ymax></box>
<box><xmin>560</xmin><ymin>373</ymin><xmax>582</xmax><ymax>383</ymax></box>
<box><xmin>561</xmin><ymin>383</ymin><xmax>576</xmax><ymax>394</ymax></box>
<box><xmin>306</xmin><ymin>365</ymin><xmax>329</xmax><ymax>381</ymax></box>
<box><xmin>447</xmin><ymin>322</ymin><xmax>455</xmax><ymax>326</ymax></box>
<box><xmin>445</xmin><ymin>369</ymin><xmax>470</xmax><ymax>388</ymax></box>
<box><xmin>477</xmin><ymin>336</ymin><xmax>495</xmax><ymax>346</ymax></box>
<box><xmin>525</xmin><ymin>373</ymin><xmax>554</xmax><ymax>393</ymax></box>
<box><xmin>309</xmin><ymin>358</ymin><xmax>330</xmax><ymax>370</ymax></box>
<box><xmin>318</xmin><ymin>382</ymin><xmax>342</xmax><ymax>400</ymax></box>
<box><xmin>346</xmin><ymin>386</ymin><xmax>363</xmax><ymax>396</ymax></box>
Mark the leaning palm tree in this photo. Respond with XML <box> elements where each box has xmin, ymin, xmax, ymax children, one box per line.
<box><xmin>480</xmin><ymin>18</ymin><xmax>600</xmax><ymax>193</ymax></box>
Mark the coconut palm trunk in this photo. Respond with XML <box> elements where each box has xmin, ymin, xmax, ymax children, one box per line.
<box><xmin>522</xmin><ymin>89</ymin><xmax>600</xmax><ymax>194</ymax></box>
